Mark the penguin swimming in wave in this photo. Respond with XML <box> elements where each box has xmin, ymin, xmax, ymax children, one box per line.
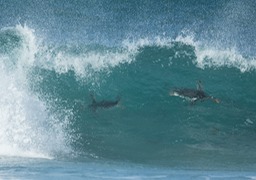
<box><xmin>170</xmin><ymin>81</ymin><xmax>220</xmax><ymax>104</ymax></box>
<box><xmin>88</xmin><ymin>94</ymin><xmax>121</xmax><ymax>111</ymax></box>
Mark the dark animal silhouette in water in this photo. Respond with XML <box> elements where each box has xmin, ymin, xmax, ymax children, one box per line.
<box><xmin>88</xmin><ymin>94</ymin><xmax>121</xmax><ymax>111</ymax></box>
<box><xmin>169</xmin><ymin>80</ymin><xmax>220</xmax><ymax>104</ymax></box>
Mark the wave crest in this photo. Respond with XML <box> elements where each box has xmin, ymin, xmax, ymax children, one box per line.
<box><xmin>0</xmin><ymin>24</ymin><xmax>73</xmax><ymax>159</ymax></box>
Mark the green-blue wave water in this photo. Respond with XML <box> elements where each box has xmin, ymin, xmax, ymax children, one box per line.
<box><xmin>1</xmin><ymin>0</ymin><xmax>256</xmax><ymax>178</ymax></box>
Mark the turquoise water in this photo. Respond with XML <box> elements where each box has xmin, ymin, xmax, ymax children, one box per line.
<box><xmin>1</xmin><ymin>0</ymin><xmax>256</xmax><ymax>179</ymax></box>
<box><xmin>1</xmin><ymin>157</ymin><xmax>255</xmax><ymax>180</ymax></box>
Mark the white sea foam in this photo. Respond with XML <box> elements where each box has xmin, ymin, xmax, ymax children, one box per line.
<box><xmin>54</xmin><ymin>48</ymin><xmax>134</xmax><ymax>76</ymax></box>
<box><xmin>0</xmin><ymin>24</ymin><xmax>72</xmax><ymax>159</ymax></box>
<box><xmin>35</xmin><ymin>29</ymin><xmax>256</xmax><ymax>80</ymax></box>
<box><xmin>122</xmin><ymin>33</ymin><xmax>256</xmax><ymax>73</ymax></box>
<box><xmin>175</xmin><ymin>33</ymin><xmax>256</xmax><ymax>72</ymax></box>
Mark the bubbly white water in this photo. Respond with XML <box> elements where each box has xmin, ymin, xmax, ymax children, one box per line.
<box><xmin>0</xmin><ymin>24</ymin><xmax>72</xmax><ymax>159</ymax></box>
<box><xmin>123</xmin><ymin>33</ymin><xmax>256</xmax><ymax>73</ymax></box>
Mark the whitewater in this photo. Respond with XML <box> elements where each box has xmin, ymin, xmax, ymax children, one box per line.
<box><xmin>1</xmin><ymin>0</ymin><xmax>256</xmax><ymax>179</ymax></box>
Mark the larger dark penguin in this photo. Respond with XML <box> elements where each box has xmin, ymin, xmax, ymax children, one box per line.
<box><xmin>170</xmin><ymin>81</ymin><xmax>220</xmax><ymax>104</ymax></box>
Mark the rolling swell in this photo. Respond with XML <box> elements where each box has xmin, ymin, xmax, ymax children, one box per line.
<box><xmin>1</xmin><ymin>25</ymin><xmax>256</xmax><ymax>168</ymax></box>
<box><xmin>30</xmin><ymin>37</ymin><xmax>256</xmax><ymax>167</ymax></box>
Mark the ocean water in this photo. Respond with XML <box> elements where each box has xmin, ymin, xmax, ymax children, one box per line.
<box><xmin>1</xmin><ymin>0</ymin><xmax>256</xmax><ymax>179</ymax></box>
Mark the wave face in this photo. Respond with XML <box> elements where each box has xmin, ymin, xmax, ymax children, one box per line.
<box><xmin>1</xmin><ymin>0</ymin><xmax>256</xmax><ymax>169</ymax></box>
